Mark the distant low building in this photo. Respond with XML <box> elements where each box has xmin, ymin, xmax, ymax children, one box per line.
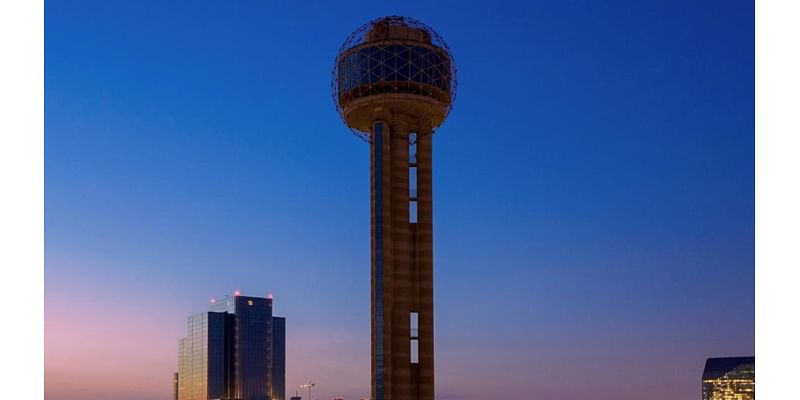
<box><xmin>702</xmin><ymin>357</ymin><xmax>755</xmax><ymax>400</ymax></box>
<box><xmin>177</xmin><ymin>294</ymin><xmax>286</xmax><ymax>400</ymax></box>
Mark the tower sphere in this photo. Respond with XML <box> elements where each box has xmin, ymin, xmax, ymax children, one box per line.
<box><xmin>332</xmin><ymin>16</ymin><xmax>457</xmax><ymax>141</ymax></box>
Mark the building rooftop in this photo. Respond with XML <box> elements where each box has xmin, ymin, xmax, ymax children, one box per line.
<box><xmin>702</xmin><ymin>357</ymin><xmax>755</xmax><ymax>380</ymax></box>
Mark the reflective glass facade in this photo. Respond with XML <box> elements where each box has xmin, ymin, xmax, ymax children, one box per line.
<box><xmin>177</xmin><ymin>312</ymin><xmax>227</xmax><ymax>400</ymax></box>
<box><xmin>373</xmin><ymin>121</ymin><xmax>385</xmax><ymax>399</ymax></box>
<box><xmin>178</xmin><ymin>295</ymin><xmax>286</xmax><ymax>400</ymax></box>
<box><xmin>336</xmin><ymin>44</ymin><xmax>452</xmax><ymax>105</ymax></box>
<box><xmin>702</xmin><ymin>357</ymin><xmax>755</xmax><ymax>400</ymax></box>
<box><xmin>271</xmin><ymin>317</ymin><xmax>286</xmax><ymax>400</ymax></box>
<box><xmin>234</xmin><ymin>296</ymin><xmax>272</xmax><ymax>400</ymax></box>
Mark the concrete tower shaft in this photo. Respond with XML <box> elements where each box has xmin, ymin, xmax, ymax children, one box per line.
<box><xmin>370</xmin><ymin>114</ymin><xmax>435</xmax><ymax>400</ymax></box>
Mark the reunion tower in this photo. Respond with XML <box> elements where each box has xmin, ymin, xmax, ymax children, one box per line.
<box><xmin>332</xmin><ymin>16</ymin><xmax>457</xmax><ymax>400</ymax></box>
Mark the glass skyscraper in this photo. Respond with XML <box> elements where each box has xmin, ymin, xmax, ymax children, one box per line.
<box><xmin>702</xmin><ymin>357</ymin><xmax>755</xmax><ymax>400</ymax></box>
<box><xmin>178</xmin><ymin>294</ymin><xmax>286</xmax><ymax>400</ymax></box>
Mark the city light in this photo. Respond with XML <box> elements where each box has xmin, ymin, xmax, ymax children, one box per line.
<box><xmin>702</xmin><ymin>357</ymin><xmax>755</xmax><ymax>400</ymax></box>
<box><xmin>300</xmin><ymin>381</ymin><xmax>315</xmax><ymax>400</ymax></box>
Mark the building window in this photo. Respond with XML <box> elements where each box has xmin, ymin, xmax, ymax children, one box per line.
<box><xmin>410</xmin><ymin>312</ymin><xmax>419</xmax><ymax>338</ymax></box>
<box><xmin>409</xmin><ymin>133</ymin><xmax>418</xmax><ymax>224</ymax></box>
<box><xmin>409</xmin><ymin>133</ymin><xmax>417</xmax><ymax>164</ymax></box>
<box><xmin>409</xmin><ymin>166</ymin><xmax>417</xmax><ymax>198</ymax></box>
<box><xmin>410</xmin><ymin>312</ymin><xmax>419</xmax><ymax>364</ymax></box>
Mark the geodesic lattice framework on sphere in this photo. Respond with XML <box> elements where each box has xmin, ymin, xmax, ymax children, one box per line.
<box><xmin>332</xmin><ymin>16</ymin><xmax>458</xmax><ymax>142</ymax></box>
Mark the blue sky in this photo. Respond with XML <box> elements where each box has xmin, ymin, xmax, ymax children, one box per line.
<box><xmin>45</xmin><ymin>1</ymin><xmax>753</xmax><ymax>399</ymax></box>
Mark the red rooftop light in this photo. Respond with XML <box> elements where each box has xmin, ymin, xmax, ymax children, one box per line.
<box><xmin>267</xmin><ymin>293</ymin><xmax>273</xmax><ymax>299</ymax></box>
<box><xmin>234</xmin><ymin>290</ymin><xmax>241</xmax><ymax>296</ymax></box>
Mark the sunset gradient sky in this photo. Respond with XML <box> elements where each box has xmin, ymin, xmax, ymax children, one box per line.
<box><xmin>45</xmin><ymin>1</ymin><xmax>754</xmax><ymax>399</ymax></box>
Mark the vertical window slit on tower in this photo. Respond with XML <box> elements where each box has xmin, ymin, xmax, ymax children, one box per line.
<box><xmin>409</xmin><ymin>167</ymin><xmax>417</xmax><ymax>199</ymax></box>
<box><xmin>409</xmin><ymin>132</ymin><xmax>418</xmax><ymax>223</ymax></box>
<box><xmin>410</xmin><ymin>312</ymin><xmax>419</xmax><ymax>364</ymax></box>
<box><xmin>409</xmin><ymin>133</ymin><xmax>417</xmax><ymax>164</ymax></box>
